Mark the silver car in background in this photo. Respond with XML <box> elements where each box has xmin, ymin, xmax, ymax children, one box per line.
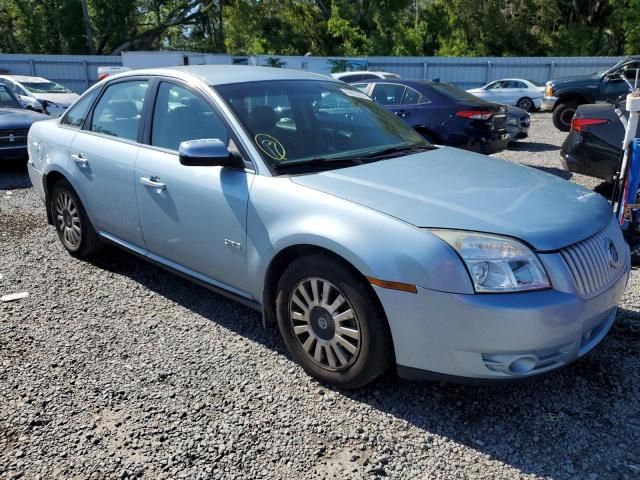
<box><xmin>467</xmin><ymin>78</ymin><xmax>545</xmax><ymax>111</ymax></box>
<box><xmin>0</xmin><ymin>75</ymin><xmax>79</xmax><ymax>117</ymax></box>
<box><xmin>27</xmin><ymin>66</ymin><xmax>629</xmax><ymax>388</ymax></box>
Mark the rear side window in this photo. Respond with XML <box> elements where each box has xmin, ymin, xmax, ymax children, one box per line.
<box><xmin>402</xmin><ymin>87</ymin><xmax>421</xmax><ymax>105</ymax></box>
<box><xmin>61</xmin><ymin>89</ymin><xmax>99</xmax><ymax>128</ymax></box>
<box><xmin>151</xmin><ymin>82</ymin><xmax>229</xmax><ymax>151</ymax></box>
<box><xmin>90</xmin><ymin>80</ymin><xmax>148</xmax><ymax>141</ymax></box>
<box><xmin>372</xmin><ymin>83</ymin><xmax>405</xmax><ymax>105</ymax></box>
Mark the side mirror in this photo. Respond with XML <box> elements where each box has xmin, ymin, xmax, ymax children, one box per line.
<box><xmin>32</xmin><ymin>100</ymin><xmax>43</xmax><ymax>112</ymax></box>
<box><xmin>178</xmin><ymin>139</ymin><xmax>245</xmax><ymax>169</ymax></box>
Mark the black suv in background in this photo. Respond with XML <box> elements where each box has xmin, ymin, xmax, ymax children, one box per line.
<box><xmin>543</xmin><ymin>56</ymin><xmax>639</xmax><ymax>131</ymax></box>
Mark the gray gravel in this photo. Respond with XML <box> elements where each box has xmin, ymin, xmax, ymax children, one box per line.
<box><xmin>1</xmin><ymin>113</ymin><xmax>639</xmax><ymax>479</ymax></box>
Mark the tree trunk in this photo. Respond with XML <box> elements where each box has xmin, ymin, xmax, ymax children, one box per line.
<box><xmin>80</xmin><ymin>0</ymin><xmax>95</xmax><ymax>54</ymax></box>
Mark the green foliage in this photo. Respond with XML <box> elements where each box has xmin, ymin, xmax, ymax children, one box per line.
<box><xmin>0</xmin><ymin>0</ymin><xmax>638</xmax><ymax>56</ymax></box>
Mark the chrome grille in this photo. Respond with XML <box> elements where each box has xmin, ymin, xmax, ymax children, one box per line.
<box><xmin>560</xmin><ymin>217</ymin><xmax>628</xmax><ymax>299</ymax></box>
<box><xmin>0</xmin><ymin>128</ymin><xmax>29</xmax><ymax>145</ymax></box>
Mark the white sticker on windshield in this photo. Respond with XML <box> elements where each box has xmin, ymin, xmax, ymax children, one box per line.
<box><xmin>340</xmin><ymin>88</ymin><xmax>372</xmax><ymax>101</ymax></box>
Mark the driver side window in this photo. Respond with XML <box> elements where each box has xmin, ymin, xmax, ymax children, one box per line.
<box><xmin>620</xmin><ymin>62</ymin><xmax>640</xmax><ymax>82</ymax></box>
<box><xmin>151</xmin><ymin>82</ymin><xmax>230</xmax><ymax>152</ymax></box>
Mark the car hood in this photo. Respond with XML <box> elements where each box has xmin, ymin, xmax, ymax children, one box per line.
<box><xmin>549</xmin><ymin>74</ymin><xmax>600</xmax><ymax>87</ymax></box>
<box><xmin>466</xmin><ymin>88</ymin><xmax>485</xmax><ymax>94</ymax></box>
<box><xmin>290</xmin><ymin>148</ymin><xmax>612</xmax><ymax>251</ymax></box>
<box><xmin>33</xmin><ymin>92</ymin><xmax>79</xmax><ymax>106</ymax></box>
<box><xmin>0</xmin><ymin>108</ymin><xmax>48</xmax><ymax>128</ymax></box>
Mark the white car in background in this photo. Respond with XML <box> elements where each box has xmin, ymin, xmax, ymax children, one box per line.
<box><xmin>0</xmin><ymin>75</ymin><xmax>79</xmax><ymax>117</ymax></box>
<box><xmin>331</xmin><ymin>71</ymin><xmax>400</xmax><ymax>83</ymax></box>
<box><xmin>97</xmin><ymin>66</ymin><xmax>131</xmax><ymax>81</ymax></box>
<box><xmin>467</xmin><ymin>78</ymin><xmax>545</xmax><ymax>112</ymax></box>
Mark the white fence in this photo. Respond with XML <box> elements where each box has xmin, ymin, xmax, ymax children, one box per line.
<box><xmin>0</xmin><ymin>52</ymin><xmax>627</xmax><ymax>93</ymax></box>
<box><xmin>0</xmin><ymin>54</ymin><xmax>121</xmax><ymax>93</ymax></box>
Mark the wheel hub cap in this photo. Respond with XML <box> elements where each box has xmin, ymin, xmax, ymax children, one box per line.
<box><xmin>309</xmin><ymin>306</ymin><xmax>335</xmax><ymax>340</ymax></box>
<box><xmin>54</xmin><ymin>191</ymin><xmax>81</xmax><ymax>249</ymax></box>
<box><xmin>289</xmin><ymin>277</ymin><xmax>361</xmax><ymax>371</ymax></box>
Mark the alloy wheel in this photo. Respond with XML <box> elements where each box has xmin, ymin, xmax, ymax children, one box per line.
<box><xmin>55</xmin><ymin>190</ymin><xmax>82</xmax><ymax>250</ymax></box>
<box><xmin>517</xmin><ymin>98</ymin><xmax>533</xmax><ymax>112</ymax></box>
<box><xmin>289</xmin><ymin>277</ymin><xmax>361</xmax><ymax>371</ymax></box>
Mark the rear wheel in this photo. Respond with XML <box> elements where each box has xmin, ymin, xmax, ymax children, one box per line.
<box><xmin>50</xmin><ymin>179</ymin><xmax>100</xmax><ymax>258</ymax></box>
<box><xmin>275</xmin><ymin>254</ymin><xmax>393</xmax><ymax>389</ymax></box>
<box><xmin>516</xmin><ymin>97</ymin><xmax>534</xmax><ymax>112</ymax></box>
<box><xmin>553</xmin><ymin>101</ymin><xmax>580</xmax><ymax>132</ymax></box>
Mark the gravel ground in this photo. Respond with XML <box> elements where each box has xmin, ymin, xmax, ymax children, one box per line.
<box><xmin>1</xmin><ymin>113</ymin><xmax>639</xmax><ymax>480</ymax></box>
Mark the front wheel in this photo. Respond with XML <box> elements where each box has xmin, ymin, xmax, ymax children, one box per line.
<box><xmin>275</xmin><ymin>254</ymin><xmax>393</xmax><ymax>389</ymax></box>
<box><xmin>50</xmin><ymin>179</ymin><xmax>100</xmax><ymax>258</ymax></box>
<box><xmin>553</xmin><ymin>101</ymin><xmax>580</xmax><ymax>132</ymax></box>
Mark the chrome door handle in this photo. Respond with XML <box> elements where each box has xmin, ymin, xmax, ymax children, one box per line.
<box><xmin>71</xmin><ymin>153</ymin><xmax>88</xmax><ymax>166</ymax></box>
<box><xmin>140</xmin><ymin>176</ymin><xmax>166</xmax><ymax>190</ymax></box>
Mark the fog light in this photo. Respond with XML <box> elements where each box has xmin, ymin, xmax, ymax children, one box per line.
<box><xmin>508</xmin><ymin>356</ymin><xmax>537</xmax><ymax>374</ymax></box>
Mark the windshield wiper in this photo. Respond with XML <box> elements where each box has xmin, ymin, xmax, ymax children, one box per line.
<box><xmin>354</xmin><ymin>144</ymin><xmax>437</xmax><ymax>161</ymax></box>
<box><xmin>275</xmin><ymin>156</ymin><xmax>363</xmax><ymax>172</ymax></box>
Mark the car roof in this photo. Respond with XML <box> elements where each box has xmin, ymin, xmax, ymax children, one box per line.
<box><xmin>110</xmin><ymin>65</ymin><xmax>336</xmax><ymax>86</ymax></box>
<box><xmin>361</xmin><ymin>78</ymin><xmax>443</xmax><ymax>87</ymax></box>
<box><xmin>0</xmin><ymin>75</ymin><xmax>49</xmax><ymax>83</ymax></box>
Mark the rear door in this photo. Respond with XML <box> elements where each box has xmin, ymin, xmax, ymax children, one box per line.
<box><xmin>69</xmin><ymin>78</ymin><xmax>150</xmax><ymax>250</ymax></box>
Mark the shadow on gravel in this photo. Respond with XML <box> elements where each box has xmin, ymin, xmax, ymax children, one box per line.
<box><xmin>509</xmin><ymin>142</ymin><xmax>561</xmax><ymax>153</ymax></box>
<box><xmin>0</xmin><ymin>158</ymin><xmax>31</xmax><ymax>190</ymax></box>
<box><xmin>526</xmin><ymin>164</ymin><xmax>573</xmax><ymax>180</ymax></box>
<box><xmin>87</xmin><ymin>245</ymin><xmax>286</xmax><ymax>353</ymax></box>
<box><xmin>85</xmin><ymin>247</ymin><xmax>638</xmax><ymax>480</ymax></box>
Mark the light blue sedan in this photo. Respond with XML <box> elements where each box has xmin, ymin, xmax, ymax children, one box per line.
<box><xmin>27</xmin><ymin>66</ymin><xmax>629</xmax><ymax>388</ymax></box>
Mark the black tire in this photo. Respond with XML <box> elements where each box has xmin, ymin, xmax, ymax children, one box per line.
<box><xmin>553</xmin><ymin>101</ymin><xmax>580</xmax><ymax>132</ymax></box>
<box><xmin>275</xmin><ymin>254</ymin><xmax>393</xmax><ymax>389</ymax></box>
<box><xmin>516</xmin><ymin>97</ymin><xmax>534</xmax><ymax>112</ymax></box>
<box><xmin>50</xmin><ymin>179</ymin><xmax>100</xmax><ymax>258</ymax></box>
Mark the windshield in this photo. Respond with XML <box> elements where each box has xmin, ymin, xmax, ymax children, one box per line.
<box><xmin>21</xmin><ymin>80</ymin><xmax>71</xmax><ymax>94</ymax></box>
<box><xmin>214</xmin><ymin>80</ymin><xmax>429</xmax><ymax>172</ymax></box>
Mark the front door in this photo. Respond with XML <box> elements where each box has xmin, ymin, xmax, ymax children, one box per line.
<box><xmin>600</xmin><ymin>60</ymin><xmax>640</xmax><ymax>103</ymax></box>
<box><xmin>70</xmin><ymin>78</ymin><xmax>150</xmax><ymax>249</ymax></box>
<box><xmin>135</xmin><ymin>81</ymin><xmax>254</xmax><ymax>295</ymax></box>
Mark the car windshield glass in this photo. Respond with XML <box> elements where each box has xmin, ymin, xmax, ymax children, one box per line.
<box><xmin>214</xmin><ymin>80</ymin><xmax>430</xmax><ymax>173</ymax></box>
<box><xmin>21</xmin><ymin>81</ymin><xmax>71</xmax><ymax>94</ymax></box>
<box><xmin>429</xmin><ymin>83</ymin><xmax>483</xmax><ymax>102</ymax></box>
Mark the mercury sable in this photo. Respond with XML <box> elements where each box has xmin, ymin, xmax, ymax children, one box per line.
<box><xmin>27</xmin><ymin>66</ymin><xmax>630</xmax><ymax>388</ymax></box>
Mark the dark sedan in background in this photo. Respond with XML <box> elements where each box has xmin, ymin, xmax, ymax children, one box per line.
<box><xmin>0</xmin><ymin>84</ymin><xmax>48</xmax><ymax>160</ymax></box>
<box><xmin>352</xmin><ymin>79</ymin><xmax>510</xmax><ymax>154</ymax></box>
<box><xmin>560</xmin><ymin>99</ymin><xmax>634</xmax><ymax>183</ymax></box>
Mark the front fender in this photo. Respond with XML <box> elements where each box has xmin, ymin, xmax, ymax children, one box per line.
<box><xmin>245</xmin><ymin>176</ymin><xmax>474</xmax><ymax>301</ymax></box>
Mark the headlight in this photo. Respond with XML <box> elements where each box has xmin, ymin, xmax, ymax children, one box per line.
<box><xmin>545</xmin><ymin>84</ymin><xmax>553</xmax><ymax>97</ymax></box>
<box><xmin>429</xmin><ymin>230</ymin><xmax>550</xmax><ymax>293</ymax></box>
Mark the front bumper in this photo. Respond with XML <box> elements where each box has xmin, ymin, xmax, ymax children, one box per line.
<box><xmin>532</xmin><ymin>97</ymin><xmax>543</xmax><ymax>110</ymax></box>
<box><xmin>541</xmin><ymin>96</ymin><xmax>558</xmax><ymax>112</ymax></box>
<box><xmin>27</xmin><ymin>160</ymin><xmax>46</xmax><ymax>202</ymax></box>
<box><xmin>375</xmin><ymin>255</ymin><xmax>629</xmax><ymax>381</ymax></box>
